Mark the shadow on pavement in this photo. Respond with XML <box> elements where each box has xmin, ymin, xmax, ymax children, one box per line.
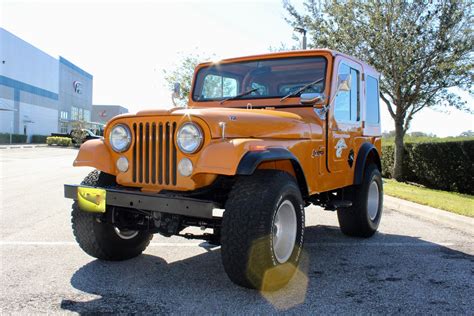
<box><xmin>61</xmin><ymin>224</ymin><xmax>474</xmax><ymax>314</ymax></box>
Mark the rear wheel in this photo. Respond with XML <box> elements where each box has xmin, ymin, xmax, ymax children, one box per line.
<box><xmin>221</xmin><ymin>170</ymin><xmax>305</xmax><ymax>291</ymax></box>
<box><xmin>337</xmin><ymin>164</ymin><xmax>383</xmax><ymax>237</ymax></box>
<box><xmin>71</xmin><ymin>170</ymin><xmax>152</xmax><ymax>260</ymax></box>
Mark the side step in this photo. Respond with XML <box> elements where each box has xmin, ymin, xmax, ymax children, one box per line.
<box><xmin>324</xmin><ymin>200</ymin><xmax>353</xmax><ymax>211</ymax></box>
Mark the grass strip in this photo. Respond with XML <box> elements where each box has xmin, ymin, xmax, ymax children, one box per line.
<box><xmin>383</xmin><ymin>179</ymin><xmax>474</xmax><ymax>217</ymax></box>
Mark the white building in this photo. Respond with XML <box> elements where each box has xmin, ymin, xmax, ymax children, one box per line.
<box><xmin>0</xmin><ymin>28</ymin><xmax>94</xmax><ymax>141</ymax></box>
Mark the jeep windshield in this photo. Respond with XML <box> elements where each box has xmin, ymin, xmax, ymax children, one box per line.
<box><xmin>192</xmin><ymin>57</ymin><xmax>327</xmax><ymax>102</ymax></box>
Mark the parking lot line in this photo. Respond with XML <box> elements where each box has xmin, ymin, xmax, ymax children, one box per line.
<box><xmin>0</xmin><ymin>241</ymin><xmax>455</xmax><ymax>247</ymax></box>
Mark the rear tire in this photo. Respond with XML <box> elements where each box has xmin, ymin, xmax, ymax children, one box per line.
<box><xmin>71</xmin><ymin>170</ymin><xmax>152</xmax><ymax>260</ymax></box>
<box><xmin>337</xmin><ymin>164</ymin><xmax>383</xmax><ymax>237</ymax></box>
<box><xmin>221</xmin><ymin>170</ymin><xmax>305</xmax><ymax>291</ymax></box>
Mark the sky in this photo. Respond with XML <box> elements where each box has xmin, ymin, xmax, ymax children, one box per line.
<box><xmin>1</xmin><ymin>0</ymin><xmax>473</xmax><ymax>137</ymax></box>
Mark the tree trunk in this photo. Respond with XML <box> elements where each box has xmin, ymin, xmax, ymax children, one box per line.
<box><xmin>393</xmin><ymin>120</ymin><xmax>405</xmax><ymax>181</ymax></box>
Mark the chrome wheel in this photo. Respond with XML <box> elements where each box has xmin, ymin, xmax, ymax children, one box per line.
<box><xmin>272</xmin><ymin>200</ymin><xmax>297</xmax><ymax>264</ymax></box>
<box><xmin>367</xmin><ymin>181</ymin><xmax>380</xmax><ymax>221</ymax></box>
<box><xmin>114</xmin><ymin>227</ymin><xmax>139</xmax><ymax>240</ymax></box>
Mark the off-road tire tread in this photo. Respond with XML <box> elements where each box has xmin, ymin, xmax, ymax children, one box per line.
<box><xmin>337</xmin><ymin>164</ymin><xmax>383</xmax><ymax>237</ymax></box>
<box><xmin>221</xmin><ymin>170</ymin><xmax>304</xmax><ymax>290</ymax></box>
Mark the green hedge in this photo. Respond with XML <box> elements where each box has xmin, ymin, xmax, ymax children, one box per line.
<box><xmin>46</xmin><ymin>136</ymin><xmax>72</xmax><ymax>147</ymax></box>
<box><xmin>0</xmin><ymin>133</ymin><xmax>27</xmax><ymax>144</ymax></box>
<box><xmin>382</xmin><ymin>140</ymin><xmax>474</xmax><ymax>194</ymax></box>
<box><xmin>31</xmin><ymin>135</ymin><xmax>48</xmax><ymax>143</ymax></box>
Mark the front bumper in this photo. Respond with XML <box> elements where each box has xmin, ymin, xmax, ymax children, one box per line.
<box><xmin>64</xmin><ymin>184</ymin><xmax>216</xmax><ymax>219</ymax></box>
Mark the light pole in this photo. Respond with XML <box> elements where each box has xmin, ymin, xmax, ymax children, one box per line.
<box><xmin>294</xmin><ymin>27</ymin><xmax>307</xmax><ymax>50</ymax></box>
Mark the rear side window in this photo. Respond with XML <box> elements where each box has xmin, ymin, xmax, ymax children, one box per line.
<box><xmin>366</xmin><ymin>75</ymin><xmax>380</xmax><ymax>124</ymax></box>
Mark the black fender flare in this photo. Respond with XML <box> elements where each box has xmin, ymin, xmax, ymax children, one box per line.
<box><xmin>354</xmin><ymin>142</ymin><xmax>382</xmax><ymax>185</ymax></box>
<box><xmin>236</xmin><ymin>148</ymin><xmax>309</xmax><ymax>197</ymax></box>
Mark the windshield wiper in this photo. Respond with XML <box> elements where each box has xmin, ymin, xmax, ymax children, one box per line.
<box><xmin>220</xmin><ymin>88</ymin><xmax>259</xmax><ymax>104</ymax></box>
<box><xmin>280</xmin><ymin>77</ymin><xmax>324</xmax><ymax>102</ymax></box>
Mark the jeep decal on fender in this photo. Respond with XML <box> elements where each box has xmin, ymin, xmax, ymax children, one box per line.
<box><xmin>335</xmin><ymin>138</ymin><xmax>348</xmax><ymax>158</ymax></box>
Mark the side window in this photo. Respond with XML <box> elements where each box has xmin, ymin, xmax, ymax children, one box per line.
<box><xmin>334</xmin><ymin>63</ymin><xmax>360</xmax><ymax>122</ymax></box>
<box><xmin>350</xmin><ymin>68</ymin><xmax>360</xmax><ymax>121</ymax></box>
<box><xmin>366</xmin><ymin>75</ymin><xmax>380</xmax><ymax>124</ymax></box>
<box><xmin>202</xmin><ymin>74</ymin><xmax>237</xmax><ymax>99</ymax></box>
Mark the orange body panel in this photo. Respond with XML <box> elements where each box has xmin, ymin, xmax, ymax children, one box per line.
<box><xmin>74</xmin><ymin>139</ymin><xmax>115</xmax><ymax>175</ymax></box>
<box><xmin>74</xmin><ymin>49</ymin><xmax>381</xmax><ymax>196</ymax></box>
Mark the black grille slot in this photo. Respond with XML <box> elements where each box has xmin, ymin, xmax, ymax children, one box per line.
<box><xmin>151</xmin><ymin>123</ymin><xmax>156</xmax><ymax>184</ymax></box>
<box><xmin>131</xmin><ymin>120</ymin><xmax>177</xmax><ymax>186</ymax></box>
<box><xmin>158</xmin><ymin>123</ymin><xmax>163</xmax><ymax>184</ymax></box>
<box><xmin>172</xmin><ymin>122</ymin><xmax>177</xmax><ymax>185</ymax></box>
<box><xmin>138</xmin><ymin>123</ymin><xmax>143</xmax><ymax>183</ymax></box>
<box><xmin>132</xmin><ymin>123</ymin><xmax>137</xmax><ymax>182</ymax></box>
<box><xmin>165</xmin><ymin>122</ymin><xmax>170</xmax><ymax>185</ymax></box>
<box><xmin>145</xmin><ymin>123</ymin><xmax>150</xmax><ymax>183</ymax></box>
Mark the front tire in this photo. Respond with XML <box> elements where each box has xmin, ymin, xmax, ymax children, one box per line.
<box><xmin>221</xmin><ymin>170</ymin><xmax>305</xmax><ymax>291</ymax></box>
<box><xmin>337</xmin><ymin>164</ymin><xmax>383</xmax><ymax>237</ymax></box>
<box><xmin>71</xmin><ymin>170</ymin><xmax>152</xmax><ymax>261</ymax></box>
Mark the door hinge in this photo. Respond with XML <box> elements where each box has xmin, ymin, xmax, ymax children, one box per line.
<box><xmin>314</xmin><ymin>106</ymin><xmax>328</xmax><ymax>120</ymax></box>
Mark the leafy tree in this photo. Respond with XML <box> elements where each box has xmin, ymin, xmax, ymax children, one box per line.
<box><xmin>70</xmin><ymin>120</ymin><xmax>87</xmax><ymax>147</ymax></box>
<box><xmin>284</xmin><ymin>0</ymin><xmax>473</xmax><ymax>180</ymax></box>
<box><xmin>163</xmin><ymin>53</ymin><xmax>212</xmax><ymax>107</ymax></box>
<box><xmin>268</xmin><ymin>42</ymin><xmax>299</xmax><ymax>52</ymax></box>
<box><xmin>459</xmin><ymin>130</ymin><xmax>474</xmax><ymax>137</ymax></box>
<box><xmin>382</xmin><ymin>130</ymin><xmax>396</xmax><ymax>138</ymax></box>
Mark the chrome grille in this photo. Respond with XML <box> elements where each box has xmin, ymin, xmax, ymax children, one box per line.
<box><xmin>132</xmin><ymin>121</ymin><xmax>177</xmax><ymax>185</ymax></box>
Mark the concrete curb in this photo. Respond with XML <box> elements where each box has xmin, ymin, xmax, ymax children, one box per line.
<box><xmin>0</xmin><ymin>144</ymin><xmax>48</xmax><ymax>149</ymax></box>
<box><xmin>384</xmin><ymin>195</ymin><xmax>473</xmax><ymax>234</ymax></box>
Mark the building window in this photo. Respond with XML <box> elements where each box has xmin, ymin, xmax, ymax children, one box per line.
<box><xmin>60</xmin><ymin>111</ymin><xmax>68</xmax><ymax>120</ymax></box>
<box><xmin>71</xmin><ymin>107</ymin><xmax>79</xmax><ymax>121</ymax></box>
<box><xmin>84</xmin><ymin>110</ymin><xmax>91</xmax><ymax>122</ymax></box>
<box><xmin>60</xmin><ymin>122</ymin><xmax>68</xmax><ymax>133</ymax></box>
<box><xmin>71</xmin><ymin>107</ymin><xmax>90</xmax><ymax>122</ymax></box>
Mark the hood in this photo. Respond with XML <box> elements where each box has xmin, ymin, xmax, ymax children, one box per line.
<box><xmin>135</xmin><ymin>107</ymin><xmax>311</xmax><ymax>139</ymax></box>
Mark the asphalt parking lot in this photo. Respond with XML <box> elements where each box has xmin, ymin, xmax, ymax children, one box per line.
<box><xmin>0</xmin><ymin>147</ymin><xmax>473</xmax><ymax>314</ymax></box>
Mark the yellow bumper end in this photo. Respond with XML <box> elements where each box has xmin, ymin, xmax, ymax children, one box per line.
<box><xmin>77</xmin><ymin>187</ymin><xmax>106</xmax><ymax>213</ymax></box>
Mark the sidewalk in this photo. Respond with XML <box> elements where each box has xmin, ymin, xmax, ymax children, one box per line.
<box><xmin>0</xmin><ymin>144</ymin><xmax>48</xmax><ymax>149</ymax></box>
<box><xmin>384</xmin><ymin>195</ymin><xmax>473</xmax><ymax>234</ymax></box>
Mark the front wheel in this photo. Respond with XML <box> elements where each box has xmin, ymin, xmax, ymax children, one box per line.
<box><xmin>71</xmin><ymin>170</ymin><xmax>152</xmax><ymax>260</ymax></box>
<box><xmin>337</xmin><ymin>164</ymin><xmax>383</xmax><ymax>237</ymax></box>
<box><xmin>221</xmin><ymin>170</ymin><xmax>305</xmax><ymax>291</ymax></box>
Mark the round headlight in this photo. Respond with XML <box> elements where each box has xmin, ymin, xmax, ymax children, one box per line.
<box><xmin>177</xmin><ymin>122</ymin><xmax>203</xmax><ymax>154</ymax></box>
<box><xmin>109</xmin><ymin>124</ymin><xmax>131</xmax><ymax>152</ymax></box>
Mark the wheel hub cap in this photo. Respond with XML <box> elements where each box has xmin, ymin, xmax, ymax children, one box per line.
<box><xmin>272</xmin><ymin>200</ymin><xmax>297</xmax><ymax>264</ymax></box>
<box><xmin>114</xmin><ymin>227</ymin><xmax>139</xmax><ymax>240</ymax></box>
<box><xmin>367</xmin><ymin>181</ymin><xmax>380</xmax><ymax>221</ymax></box>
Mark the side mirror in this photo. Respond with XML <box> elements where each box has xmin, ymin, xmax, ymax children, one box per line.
<box><xmin>337</xmin><ymin>74</ymin><xmax>351</xmax><ymax>92</ymax></box>
<box><xmin>173</xmin><ymin>82</ymin><xmax>181</xmax><ymax>96</ymax></box>
<box><xmin>300</xmin><ymin>92</ymin><xmax>326</xmax><ymax>107</ymax></box>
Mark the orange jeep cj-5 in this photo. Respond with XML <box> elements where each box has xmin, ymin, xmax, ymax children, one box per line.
<box><xmin>64</xmin><ymin>49</ymin><xmax>383</xmax><ymax>291</ymax></box>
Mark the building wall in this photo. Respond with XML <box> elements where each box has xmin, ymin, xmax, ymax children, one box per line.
<box><xmin>0</xmin><ymin>28</ymin><xmax>59</xmax><ymax>137</ymax></box>
<box><xmin>0</xmin><ymin>29</ymin><xmax>59</xmax><ymax>94</ymax></box>
<box><xmin>58</xmin><ymin>57</ymin><xmax>93</xmax><ymax>133</ymax></box>
<box><xmin>92</xmin><ymin>105</ymin><xmax>129</xmax><ymax>125</ymax></box>
<box><xmin>0</xmin><ymin>28</ymin><xmax>94</xmax><ymax>139</ymax></box>
<box><xmin>19</xmin><ymin>102</ymin><xmax>58</xmax><ymax>136</ymax></box>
